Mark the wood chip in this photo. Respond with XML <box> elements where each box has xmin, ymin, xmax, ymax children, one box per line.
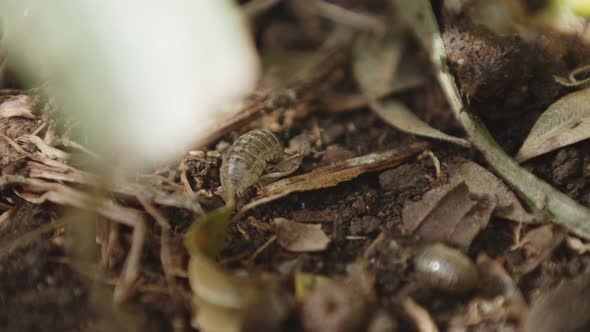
<box><xmin>274</xmin><ymin>218</ymin><xmax>330</xmax><ymax>252</ymax></box>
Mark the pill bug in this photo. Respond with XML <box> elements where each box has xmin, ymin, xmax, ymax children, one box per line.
<box><xmin>220</xmin><ymin>129</ymin><xmax>284</xmax><ymax>196</ymax></box>
<box><xmin>414</xmin><ymin>243</ymin><xmax>479</xmax><ymax>294</ymax></box>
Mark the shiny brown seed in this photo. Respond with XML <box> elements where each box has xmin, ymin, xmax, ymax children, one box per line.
<box><xmin>220</xmin><ymin>129</ymin><xmax>283</xmax><ymax>195</ymax></box>
<box><xmin>414</xmin><ymin>243</ymin><xmax>479</xmax><ymax>294</ymax></box>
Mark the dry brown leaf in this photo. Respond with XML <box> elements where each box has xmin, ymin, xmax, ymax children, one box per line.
<box><xmin>516</xmin><ymin>87</ymin><xmax>590</xmax><ymax>163</ymax></box>
<box><xmin>274</xmin><ymin>218</ymin><xmax>330</xmax><ymax>252</ymax></box>
<box><xmin>401</xmin><ymin>159</ymin><xmax>535</xmax><ymax>248</ymax></box>
<box><xmin>510</xmin><ymin>225</ymin><xmax>564</xmax><ymax>276</ymax></box>
<box><xmin>447</xmin><ymin>159</ymin><xmax>535</xmax><ymax>223</ymax></box>
<box><xmin>402</xmin><ymin>182</ymin><xmax>495</xmax><ymax>249</ymax></box>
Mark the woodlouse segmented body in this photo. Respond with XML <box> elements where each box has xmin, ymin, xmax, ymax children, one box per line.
<box><xmin>220</xmin><ymin>129</ymin><xmax>283</xmax><ymax>195</ymax></box>
<box><xmin>414</xmin><ymin>243</ymin><xmax>479</xmax><ymax>294</ymax></box>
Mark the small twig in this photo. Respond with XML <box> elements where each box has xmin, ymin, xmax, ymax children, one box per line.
<box><xmin>246</xmin><ymin>235</ymin><xmax>276</xmax><ymax>265</ymax></box>
<box><xmin>418</xmin><ymin>150</ymin><xmax>442</xmax><ymax>179</ymax></box>
<box><xmin>60</xmin><ymin>136</ymin><xmax>103</xmax><ymax>161</ymax></box>
<box><xmin>178</xmin><ymin>159</ymin><xmax>194</xmax><ymax>193</ymax></box>
<box><xmin>0</xmin><ymin>218</ymin><xmax>71</xmax><ymax>260</ymax></box>
<box><xmin>363</xmin><ymin>232</ymin><xmax>385</xmax><ymax>259</ymax></box>
<box><xmin>136</xmin><ymin>193</ymin><xmax>187</xmax><ymax>281</ymax></box>
<box><xmin>402</xmin><ymin>297</ymin><xmax>440</xmax><ymax>332</ymax></box>
<box><xmin>554</xmin><ymin>64</ymin><xmax>590</xmax><ymax>87</ymax></box>
<box><xmin>346</xmin><ymin>235</ymin><xmax>368</xmax><ymax>240</ymax></box>
<box><xmin>306</xmin><ymin>0</ymin><xmax>386</xmax><ymax>32</ymax></box>
<box><xmin>242</xmin><ymin>142</ymin><xmax>428</xmax><ymax>212</ymax></box>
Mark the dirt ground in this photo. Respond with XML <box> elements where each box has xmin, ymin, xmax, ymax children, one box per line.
<box><xmin>2</xmin><ymin>1</ymin><xmax>590</xmax><ymax>332</ymax></box>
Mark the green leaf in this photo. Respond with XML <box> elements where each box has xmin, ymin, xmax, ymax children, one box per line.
<box><xmin>516</xmin><ymin>88</ymin><xmax>590</xmax><ymax>163</ymax></box>
<box><xmin>185</xmin><ymin>205</ymin><xmax>234</xmax><ymax>258</ymax></box>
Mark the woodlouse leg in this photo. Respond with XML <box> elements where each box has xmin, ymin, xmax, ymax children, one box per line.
<box><xmin>259</xmin><ymin>153</ymin><xmax>303</xmax><ymax>185</ymax></box>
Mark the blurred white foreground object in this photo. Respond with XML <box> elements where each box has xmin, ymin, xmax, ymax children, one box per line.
<box><xmin>1</xmin><ymin>1</ymin><xmax>259</xmax><ymax>166</ymax></box>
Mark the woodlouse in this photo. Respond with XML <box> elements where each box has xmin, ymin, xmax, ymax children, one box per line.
<box><xmin>220</xmin><ymin>129</ymin><xmax>284</xmax><ymax>196</ymax></box>
<box><xmin>414</xmin><ymin>243</ymin><xmax>479</xmax><ymax>294</ymax></box>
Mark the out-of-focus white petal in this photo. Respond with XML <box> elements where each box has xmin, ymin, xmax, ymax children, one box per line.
<box><xmin>1</xmin><ymin>0</ymin><xmax>259</xmax><ymax>165</ymax></box>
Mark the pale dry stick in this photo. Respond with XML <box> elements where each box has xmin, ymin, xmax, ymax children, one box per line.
<box><xmin>363</xmin><ymin>232</ymin><xmax>385</xmax><ymax>259</ymax></box>
<box><xmin>241</xmin><ymin>142</ymin><xmax>429</xmax><ymax>213</ymax></box>
<box><xmin>11</xmin><ymin>219</ymin><xmax>67</xmax><ymax>256</ymax></box>
<box><xmin>30</xmin><ymin>122</ymin><xmax>47</xmax><ymax>137</ymax></box>
<box><xmin>569</xmin><ymin>64</ymin><xmax>590</xmax><ymax>83</ymax></box>
<box><xmin>246</xmin><ymin>235</ymin><xmax>276</xmax><ymax>266</ymax></box>
<box><xmin>137</xmin><ymin>173</ymin><xmax>184</xmax><ymax>191</ymax></box>
<box><xmin>402</xmin><ymin>297</ymin><xmax>439</xmax><ymax>332</ymax></box>
<box><xmin>418</xmin><ymin>150</ymin><xmax>441</xmax><ymax>179</ymax></box>
<box><xmin>0</xmin><ymin>218</ymin><xmax>72</xmax><ymax>260</ymax></box>
<box><xmin>397</xmin><ymin>0</ymin><xmax>590</xmax><ymax>240</ymax></box>
<box><xmin>0</xmin><ymin>204</ymin><xmax>19</xmax><ymax>232</ymax></box>
<box><xmin>136</xmin><ymin>193</ymin><xmax>187</xmax><ymax>280</ymax></box>
<box><xmin>306</xmin><ymin>0</ymin><xmax>386</xmax><ymax>32</ymax></box>
<box><xmin>0</xmin><ymin>134</ymin><xmax>98</xmax><ymax>187</ymax></box>
<box><xmin>178</xmin><ymin>159</ymin><xmax>194</xmax><ymax>193</ymax></box>
<box><xmin>555</xmin><ymin>64</ymin><xmax>590</xmax><ymax>87</ymax></box>
<box><xmin>98</xmin><ymin>220</ymin><xmax>116</xmax><ymax>269</ymax></box>
<box><xmin>60</xmin><ymin>136</ymin><xmax>103</xmax><ymax>161</ymax></box>
<box><xmin>0</xmin><ymin>175</ymin><xmax>147</xmax><ymax>302</ymax></box>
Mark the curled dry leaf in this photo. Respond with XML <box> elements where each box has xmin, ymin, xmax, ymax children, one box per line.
<box><xmin>516</xmin><ymin>87</ymin><xmax>590</xmax><ymax>163</ymax></box>
<box><xmin>447</xmin><ymin>159</ymin><xmax>535</xmax><ymax>223</ymax></box>
<box><xmin>274</xmin><ymin>218</ymin><xmax>330</xmax><ymax>252</ymax></box>
<box><xmin>353</xmin><ymin>31</ymin><xmax>469</xmax><ymax>147</ymax></box>
<box><xmin>510</xmin><ymin>225</ymin><xmax>564</xmax><ymax>277</ymax></box>
<box><xmin>402</xmin><ymin>159</ymin><xmax>535</xmax><ymax>249</ymax></box>
<box><xmin>402</xmin><ymin>181</ymin><xmax>495</xmax><ymax>249</ymax></box>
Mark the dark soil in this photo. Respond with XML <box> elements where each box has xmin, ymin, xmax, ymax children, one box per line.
<box><xmin>2</xmin><ymin>1</ymin><xmax>590</xmax><ymax>332</ymax></box>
